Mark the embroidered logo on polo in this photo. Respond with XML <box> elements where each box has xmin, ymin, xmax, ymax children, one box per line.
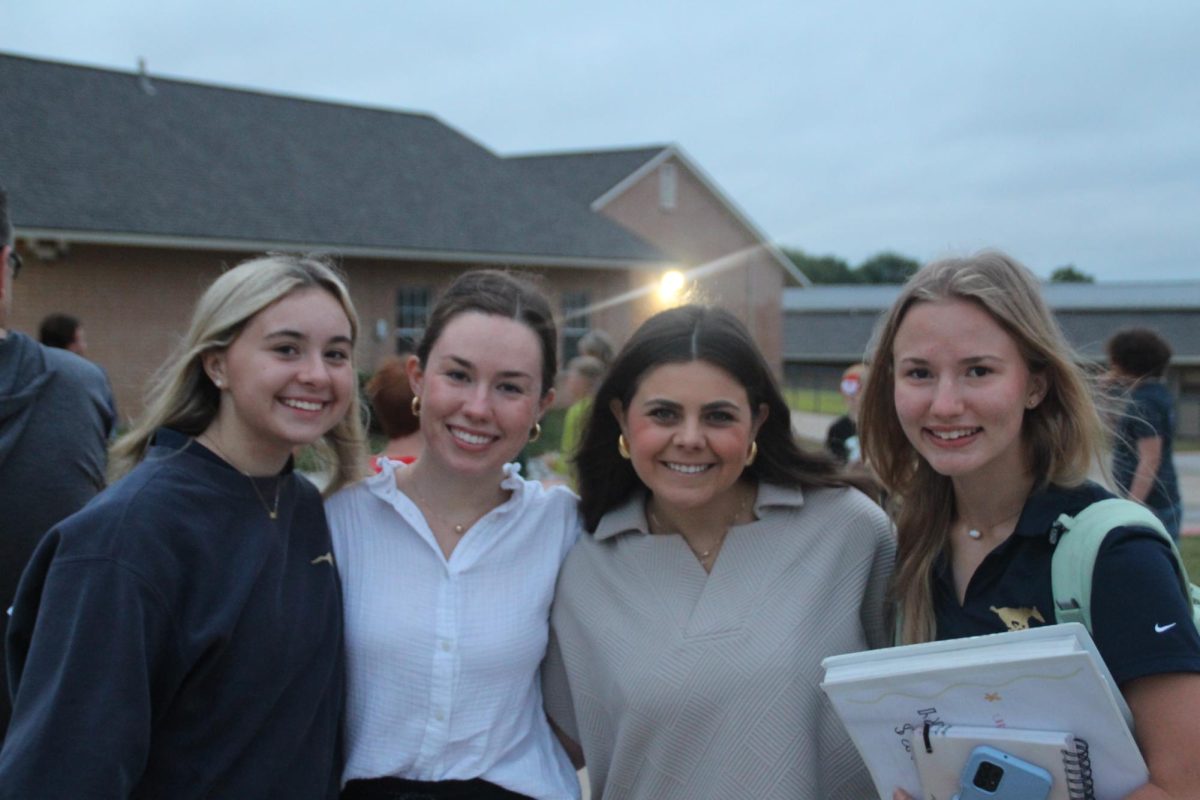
<box><xmin>1155</xmin><ymin>622</ymin><xmax>1177</xmax><ymax>634</ymax></box>
<box><xmin>310</xmin><ymin>552</ymin><xmax>334</xmax><ymax>566</ymax></box>
<box><xmin>989</xmin><ymin>605</ymin><xmax>1045</xmax><ymax>631</ymax></box>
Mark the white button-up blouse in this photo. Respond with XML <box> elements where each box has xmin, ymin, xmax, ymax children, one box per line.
<box><xmin>325</xmin><ymin>460</ymin><xmax>582</xmax><ymax>799</ymax></box>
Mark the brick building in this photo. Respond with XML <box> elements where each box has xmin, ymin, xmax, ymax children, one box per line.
<box><xmin>0</xmin><ymin>53</ymin><xmax>802</xmax><ymax>420</ymax></box>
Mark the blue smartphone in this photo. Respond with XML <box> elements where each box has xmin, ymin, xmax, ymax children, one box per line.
<box><xmin>952</xmin><ymin>745</ymin><xmax>1053</xmax><ymax>800</ymax></box>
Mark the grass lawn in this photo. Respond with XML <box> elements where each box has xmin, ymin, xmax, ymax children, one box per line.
<box><xmin>1180</xmin><ymin>536</ymin><xmax>1200</xmax><ymax>580</ymax></box>
<box><xmin>784</xmin><ymin>388</ymin><xmax>847</xmax><ymax>415</ymax></box>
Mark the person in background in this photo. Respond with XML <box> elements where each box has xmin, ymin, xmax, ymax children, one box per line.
<box><xmin>38</xmin><ymin>310</ymin><xmax>119</xmax><ymax>425</ymax></box>
<box><xmin>576</xmin><ymin>328</ymin><xmax>614</xmax><ymax>368</ymax></box>
<box><xmin>366</xmin><ymin>354</ymin><xmax>422</xmax><ymax>471</ymax></box>
<box><xmin>325</xmin><ymin>270</ymin><xmax>580</xmax><ymax>800</ymax></box>
<box><xmin>1107</xmin><ymin>328</ymin><xmax>1182</xmax><ymax>540</ymax></box>
<box><xmin>0</xmin><ymin>254</ymin><xmax>365</xmax><ymax>798</ymax></box>
<box><xmin>858</xmin><ymin>251</ymin><xmax>1200</xmax><ymax>800</ymax></box>
<box><xmin>556</xmin><ymin>354</ymin><xmax>605</xmax><ymax>484</ymax></box>
<box><xmin>545</xmin><ymin>304</ymin><xmax>894</xmax><ymax>800</ymax></box>
<box><xmin>38</xmin><ymin>312</ymin><xmax>87</xmax><ymax>356</ymax></box>
<box><xmin>0</xmin><ymin>188</ymin><xmax>114</xmax><ymax>739</ymax></box>
<box><xmin>826</xmin><ymin>362</ymin><xmax>867</xmax><ymax>465</ymax></box>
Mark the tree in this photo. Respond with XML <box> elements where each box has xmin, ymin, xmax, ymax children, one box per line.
<box><xmin>782</xmin><ymin>248</ymin><xmax>856</xmax><ymax>284</ymax></box>
<box><xmin>1049</xmin><ymin>265</ymin><xmax>1095</xmax><ymax>283</ymax></box>
<box><xmin>856</xmin><ymin>251</ymin><xmax>920</xmax><ymax>284</ymax></box>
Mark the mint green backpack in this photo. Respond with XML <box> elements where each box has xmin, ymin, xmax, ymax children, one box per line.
<box><xmin>1050</xmin><ymin>498</ymin><xmax>1200</xmax><ymax>633</ymax></box>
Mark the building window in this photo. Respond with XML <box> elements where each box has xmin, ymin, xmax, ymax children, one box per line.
<box><xmin>658</xmin><ymin>162</ymin><xmax>677</xmax><ymax>211</ymax></box>
<box><xmin>395</xmin><ymin>286</ymin><xmax>431</xmax><ymax>353</ymax></box>
<box><xmin>561</xmin><ymin>290</ymin><xmax>591</xmax><ymax>362</ymax></box>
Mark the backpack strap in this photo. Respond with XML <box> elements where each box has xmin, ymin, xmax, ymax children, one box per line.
<box><xmin>1050</xmin><ymin>498</ymin><xmax>1186</xmax><ymax>634</ymax></box>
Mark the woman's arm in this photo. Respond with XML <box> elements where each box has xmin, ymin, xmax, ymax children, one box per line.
<box><xmin>0</xmin><ymin>554</ymin><xmax>173</xmax><ymax>797</ymax></box>
<box><xmin>1120</xmin><ymin>672</ymin><xmax>1200</xmax><ymax>800</ymax></box>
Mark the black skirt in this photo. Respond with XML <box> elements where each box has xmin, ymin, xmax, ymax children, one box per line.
<box><xmin>340</xmin><ymin>776</ymin><xmax>534</xmax><ymax>800</ymax></box>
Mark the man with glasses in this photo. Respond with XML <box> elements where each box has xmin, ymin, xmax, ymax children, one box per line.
<box><xmin>0</xmin><ymin>187</ymin><xmax>114</xmax><ymax>738</ymax></box>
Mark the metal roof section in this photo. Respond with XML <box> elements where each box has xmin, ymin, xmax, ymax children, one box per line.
<box><xmin>784</xmin><ymin>280</ymin><xmax>1200</xmax><ymax>311</ymax></box>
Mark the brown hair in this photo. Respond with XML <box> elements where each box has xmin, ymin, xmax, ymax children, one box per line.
<box><xmin>367</xmin><ymin>356</ymin><xmax>419</xmax><ymax>439</ymax></box>
<box><xmin>576</xmin><ymin>304</ymin><xmax>856</xmax><ymax>532</ymax></box>
<box><xmin>416</xmin><ymin>270</ymin><xmax>557</xmax><ymax>397</ymax></box>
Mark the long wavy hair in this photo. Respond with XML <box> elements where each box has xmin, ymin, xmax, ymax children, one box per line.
<box><xmin>109</xmin><ymin>254</ymin><xmax>368</xmax><ymax>495</ymax></box>
<box><xmin>859</xmin><ymin>251</ymin><xmax>1106</xmax><ymax>644</ymax></box>
<box><xmin>575</xmin><ymin>304</ymin><xmax>854</xmax><ymax>532</ymax></box>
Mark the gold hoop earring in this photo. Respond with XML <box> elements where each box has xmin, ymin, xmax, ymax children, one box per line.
<box><xmin>528</xmin><ymin>422</ymin><xmax>542</xmax><ymax>443</ymax></box>
<box><xmin>411</xmin><ymin>396</ymin><xmax>421</xmax><ymax>416</ymax></box>
<box><xmin>618</xmin><ymin>434</ymin><xmax>631</xmax><ymax>460</ymax></box>
<box><xmin>745</xmin><ymin>440</ymin><xmax>758</xmax><ymax>467</ymax></box>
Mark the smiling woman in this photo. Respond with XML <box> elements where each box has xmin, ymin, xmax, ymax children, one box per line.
<box><xmin>0</xmin><ymin>254</ymin><xmax>367</xmax><ymax>798</ymax></box>
<box><xmin>543</xmin><ymin>304</ymin><xmax>895</xmax><ymax>800</ymax></box>
<box><xmin>324</xmin><ymin>270</ymin><xmax>582</xmax><ymax>800</ymax></box>
<box><xmin>859</xmin><ymin>251</ymin><xmax>1200</xmax><ymax>800</ymax></box>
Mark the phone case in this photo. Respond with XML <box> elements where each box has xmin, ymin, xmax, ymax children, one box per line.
<box><xmin>954</xmin><ymin>745</ymin><xmax>1053</xmax><ymax>800</ymax></box>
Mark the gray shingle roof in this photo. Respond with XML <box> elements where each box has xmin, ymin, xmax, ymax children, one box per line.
<box><xmin>0</xmin><ymin>53</ymin><xmax>662</xmax><ymax>264</ymax></box>
<box><xmin>507</xmin><ymin>147</ymin><xmax>668</xmax><ymax>206</ymax></box>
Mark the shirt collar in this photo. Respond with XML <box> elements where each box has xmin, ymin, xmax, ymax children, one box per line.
<box><xmin>1011</xmin><ymin>481</ymin><xmax>1109</xmax><ymax>540</ymax></box>
<box><xmin>368</xmin><ymin>459</ymin><xmax>527</xmax><ymax>508</ymax></box>
<box><xmin>592</xmin><ymin>481</ymin><xmax>804</xmax><ymax>542</ymax></box>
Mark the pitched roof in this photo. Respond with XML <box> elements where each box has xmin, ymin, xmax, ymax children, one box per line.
<box><xmin>0</xmin><ymin>53</ymin><xmax>662</xmax><ymax>266</ymax></box>
<box><xmin>511</xmin><ymin>144</ymin><xmax>811</xmax><ymax>287</ymax></box>
<box><xmin>507</xmin><ymin>146</ymin><xmax>667</xmax><ymax>207</ymax></box>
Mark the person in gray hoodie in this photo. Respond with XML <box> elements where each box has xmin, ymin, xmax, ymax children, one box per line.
<box><xmin>0</xmin><ymin>187</ymin><xmax>114</xmax><ymax>736</ymax></box>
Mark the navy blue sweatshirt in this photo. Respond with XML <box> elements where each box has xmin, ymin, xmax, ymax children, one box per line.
<box><xmin>0</xmin><ymin>429</ymin><xmax>344</xmax><ymax>798</ymax></box>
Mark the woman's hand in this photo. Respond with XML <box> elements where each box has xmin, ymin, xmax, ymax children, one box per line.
<box><xmin>893</xmin><ymin>790</ymin><xmax>916</xmax><ymax>800</ymax></box>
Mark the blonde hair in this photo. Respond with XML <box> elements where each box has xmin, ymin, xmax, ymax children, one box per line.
<box><xmin>859</xmin><ymin>251</ymin><xmax>1106</xmax><ymax>644</ymax></box>
<box><xmin>109</xmin><ymin>254</ymin><xmax>368</xmax><ymax>495</ymax></box>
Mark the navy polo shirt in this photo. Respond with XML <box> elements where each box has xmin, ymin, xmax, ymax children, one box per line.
<box><xmin>933</xmin><ymin>481</ymin><xmax>1200</xmax><ymax>686</ymax></box>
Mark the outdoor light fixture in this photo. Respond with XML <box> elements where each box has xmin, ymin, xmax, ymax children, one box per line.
<box><xmin>658</xmin><ymin>269</ymin><xmax>686</xmax><ymax>307</ymax></box>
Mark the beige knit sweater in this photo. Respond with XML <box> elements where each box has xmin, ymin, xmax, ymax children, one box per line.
<box><xmin>543</xmin><ymin>482</ymin><xmax>894</xmax><ymax>800</ymax></box>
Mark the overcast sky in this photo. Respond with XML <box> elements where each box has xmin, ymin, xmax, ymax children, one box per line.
<box><xmin>5</xmin><ymin>1</ymin><xmax>1198</xmax><ymax>281</ymax></box>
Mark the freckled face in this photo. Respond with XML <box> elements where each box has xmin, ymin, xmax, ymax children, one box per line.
<box><xmin>892</xmin><ymin>298</ymin><xmax>1045</xmax><ymax>487</ymax></box>
<box><xmin>613</xmin><ymin>360</ymin><xmax>766</xmax><ymax>517</ymax></box>
<box><xmin>409</xmin><ymin>312</ymin><xmax>553</xmax><ymax>479</ymax></box>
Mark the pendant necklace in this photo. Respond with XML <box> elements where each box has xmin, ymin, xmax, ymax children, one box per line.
<box><xmin>408</xmin><ymin>479</ymin><xmax>495</xmax><ymax>536</ymax></box>
<box><xmin>196</xmin><ymin>435</ymin><xmax>282</xmax><ymax>520</ymax></box>
<box><xmin>647</xmin><ymin>487</ymin><xmax>753</xmax><ymax>567</ymax></box>
<box><xmin>960</xmin><ymin>509</ymin><xmax>1022</xmax><ymax>543</ymax></box>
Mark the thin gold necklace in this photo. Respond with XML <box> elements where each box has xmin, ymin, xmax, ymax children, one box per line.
<box><xmin>407</xmin><ymin>477</ymin><xmax>498</xmax><ymax>536</ymax></box>
<box><xmin>196</xmin><ymin>435</ymin><xmax>282</xmax><ymax>520</ymax></box>
<box><xmin>647</xmin><ymin>486</ymin><xmax>752</xmax><ymax>566</ymax></box>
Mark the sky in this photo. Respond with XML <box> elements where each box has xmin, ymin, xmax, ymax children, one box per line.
<box><xmin>4</xmin><ymin>1</ymin><xmax>1198</xmax><ymax>281</ymax></box>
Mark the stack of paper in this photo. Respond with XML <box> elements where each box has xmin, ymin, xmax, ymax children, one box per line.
<box><xmin>820</xmin><ymin>623</ymin><xmax>1146</xmax><ymax>800</ymax></box>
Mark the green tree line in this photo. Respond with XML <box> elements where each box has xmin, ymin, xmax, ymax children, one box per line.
<box><xmin>784</xmin><ymin>248</ymin><xmax>1095</xmax><ymax>284</ymax></box>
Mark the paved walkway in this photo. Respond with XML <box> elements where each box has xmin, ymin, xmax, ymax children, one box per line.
<box><xmin>792</xmin><ymin>411</ymin><xmax>1200</xmax><ymax>536</ymax></box>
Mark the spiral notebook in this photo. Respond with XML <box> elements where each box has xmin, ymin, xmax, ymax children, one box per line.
<box><xmin>912</xmin><ymin>723</ymin><xmax>1094</xmax><ymax>800</ymax></box>
<box><xmin>820</xmin><ymin>623</ymin><xmax>1147</xmax><ymax>800</ymax></box>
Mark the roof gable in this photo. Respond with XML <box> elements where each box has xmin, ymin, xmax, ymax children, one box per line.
<box><xmin>0</xmin><ymin>54</ymin><xmax>661</xmax><ymax>265</ymax></box>
<box><xmin>508</xmin><ymin>146</ymin><xmax>667</xmax><ymax>207</ymax></box>
<box><xmin>511</xmin><ymin>144</ymin><xmax>809</xmax><ymax>286</ymax></box>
